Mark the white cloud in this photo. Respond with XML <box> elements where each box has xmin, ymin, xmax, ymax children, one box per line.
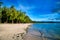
<box><xmin>16</xmin><ymin>4</ymin><xmax>35</xmax><ymax>19</ymax></box>
<box><xmin>17</xmin><ymin>4</ymin><xmax>35</xmax><ymax>12</ymax></box>
<box><xmin>39</xmin><ymin>13</ymin><xmax>60</xmax><ymax>21</ymax></box>
<box><xmin>56</xmin><ymin>2</ymin><xmax>60</xmax><ymax>4</ymax></box>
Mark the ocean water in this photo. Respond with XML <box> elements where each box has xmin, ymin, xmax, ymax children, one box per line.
<box><xmin>28</xmin><ymin>23</ymin><xmax>60</xmax><ymax>40</ymax></box>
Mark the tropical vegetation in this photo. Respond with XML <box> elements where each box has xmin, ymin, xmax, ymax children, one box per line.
<box><xmin>0</xmin><ymin>2</ymin><xmax>32</xmax><ymax>23</ymax></box>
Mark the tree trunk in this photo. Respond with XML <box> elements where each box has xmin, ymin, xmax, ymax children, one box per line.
<box><xmin>0</xmin><ymin>18</ymin><xmax>1</xmax><ymax>23</ymax></box>
<box><xmin>6</xmin><ymin>17</ymin><xmax>8</xmax><ymax>23</ymax></box>
<box><xmin>12</xmin><ymin>19</ymin><xmax>13</xmax><ymax>23</ymax></box>
<box><xmin>17</xmin><ymin>20</ymin><xmax>18</xmax><ymax>23</ymax></box>
<box><xmin>19</xmin><ymin>20</ymin><xmax>20</xmax><ymax>23</ymax></box>
<box><xmin>0</xmin><ymin>8</ymin><xmax>1</xmax><ymax>23</ymax></box>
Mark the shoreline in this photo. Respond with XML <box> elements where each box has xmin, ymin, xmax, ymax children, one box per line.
<box><xmin>0</xmin><ymin>23</ymin><xmax>32</xmax><ymax>40</ymax></box>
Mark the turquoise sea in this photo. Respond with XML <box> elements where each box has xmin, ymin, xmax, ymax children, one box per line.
<box><xmin>27</xmin><ymin>23</ymin><xmax>60</xmax><ymax>40</ymax></box>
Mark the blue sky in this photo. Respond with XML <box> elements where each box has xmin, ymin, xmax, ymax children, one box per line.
<box><xmin>0</xmin><ymin>0</ymin><xmax>60</xmax><ymax>21</ymax></box>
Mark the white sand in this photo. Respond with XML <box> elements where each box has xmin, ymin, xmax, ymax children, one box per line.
<box><xmin>0</xmin><ymin>23</ymin><xmax>32</xmax><ymax>40</ymax></box>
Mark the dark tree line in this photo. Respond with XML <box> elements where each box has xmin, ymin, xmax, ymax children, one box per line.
<box><xmin>0</xmin><ymin>2</ymin><xmax>32</xmax><ymax>23</ymax></box>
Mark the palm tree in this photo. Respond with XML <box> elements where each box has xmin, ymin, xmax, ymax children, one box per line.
<box><xmin>1</xmin><ymin>6</ymin><xmax>8</xmax><ymax>23</ymax></box>
<box><xmin>0</xmin><ymin>2</ymin><xmax>3</xmax><ymax>23</ymax></box>
<box><xmin>10</xmin><ymin>5</ymin><xmax>15</xmax><ymax>23</ymax></box>
<box><xmin>24</xmin><ymin>16</ymin><xmax>32</xmax><ymax>23</ymax></box>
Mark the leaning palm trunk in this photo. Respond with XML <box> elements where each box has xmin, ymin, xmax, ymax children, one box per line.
<box><xmin>0</xmin><ymin>17</ymin><xmax>1</xmax><ymax>23</ymax></box>
<box><xmin>12</xmin><ymin>19</ymin><xmax>13</xmax><ymax>23</ymax></box>
<box><xmin>0</xmin><ymin>7</ymin><xmax>1</xmax><ymax>23</ymax></box>
<box><xmin>18</xmin><ymin>20</ymin><xmax>20</xmax><ymax>23</ymax></box>
<box><xmin>0</xmin><ymin>13</ymin><xmax>1</xmax><ymax>23</ymax></box>
<box><xmin>6</xmin><ymin>17</ymin><xmax>8</xmax><ymax>23</ymax></box>
<box><xmin>16</xmin><ymin>20</ymin><xmax>18</xmax><ymax>23</ymax></box>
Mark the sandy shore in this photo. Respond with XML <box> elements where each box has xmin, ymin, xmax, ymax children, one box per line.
<box><xmin>0</xmin><ymin>23</ymin><xmax>32</xmax><ymax>40</ymax></box>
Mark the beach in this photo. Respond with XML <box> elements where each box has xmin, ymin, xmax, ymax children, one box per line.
<box><xmin>0</xmin><ymin>23</ymin><xmax>32</xmax><ymax>40</ymax></box>
<box><xmin>0</xmin><ymin>23</ymin><xmax>60</xmax><ymax>40</ymax></box>
<box><xmin>23</xmin><ymin>23</ymin><xmax>60</xmax><ymax>40</ymax></box>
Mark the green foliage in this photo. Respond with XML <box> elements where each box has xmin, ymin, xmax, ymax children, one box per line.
<box><xmin>0</xmin><ymin>2</ymin><xmax>32</xmax><ymax>23</ymax></box>
<box><xmin>0</xmin><ymin>2</ymin><xmax>3</xmax><ymax>23</ymax></box>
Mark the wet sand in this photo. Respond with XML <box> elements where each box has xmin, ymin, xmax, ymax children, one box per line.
<box><xmin>23</xmin><ymin>29</ymin><xmax>46</xmax><ymax>40</ymax></box>
<box><xmin>0</xmin><ymin>24</ymin><xmax>31</xmax><ymax>40</ymax></box>
<box><xmin>23</xmin><ymin>24</ymin><xmax>60</xmax><ymax>40</ymax></box>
